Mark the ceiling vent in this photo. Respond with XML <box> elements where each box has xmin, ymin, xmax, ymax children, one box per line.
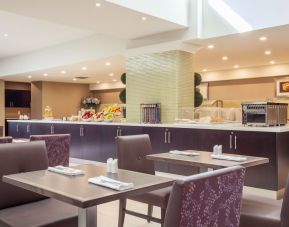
<box><xmin>75</xmin><ymin>76</ymin><xmax>89</xmax><ymax>79</ymax></box>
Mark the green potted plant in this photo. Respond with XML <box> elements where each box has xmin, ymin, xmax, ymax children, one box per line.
<box><xmin>119</xmin><ymin>73</ymin><xmax>126</xmax><ymax>117</ymax></box>
<box><xmin>194</xmin><ymin>72</ymin><xmax>203</xmax><ymax>107</ymax></box>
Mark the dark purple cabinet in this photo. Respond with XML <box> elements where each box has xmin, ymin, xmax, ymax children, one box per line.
<box><xmin>8</xmin><ymin>122</ymin><xmax>31</xmax><ymax>139</ymax></box>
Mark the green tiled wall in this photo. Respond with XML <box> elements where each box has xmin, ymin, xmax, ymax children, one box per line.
<box><xmin>126</xmin><ymin>50</ymin><xmax>194</xmax><ymax>123</ymax></box>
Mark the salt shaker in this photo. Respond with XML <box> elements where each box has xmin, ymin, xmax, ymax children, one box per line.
<box><xmin>106</xmin><ymin>158</ymin><xmax>113</xmax><ymax>173</ymax></box>
<box><xmin>213</xmin><ymin>145</ymin><xmax>219</xmax><ymax>155</ymax></box>
<box><xmin>111</xmin><ymin>159</ymin><xmax>118</xmax><ymax>173</ymax></box>
<box><xmin>217</xmin><ymin>145</ymin><xmax>223</xmax><ymax>155</ymax></box>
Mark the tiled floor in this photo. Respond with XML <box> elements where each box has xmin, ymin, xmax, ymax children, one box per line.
<box><xmin>97</xmin><ymin>200</ymin><xmax>161</xmax><ymax>227</ymax></box>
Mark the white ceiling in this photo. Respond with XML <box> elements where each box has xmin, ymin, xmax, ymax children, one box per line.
<box><xmin>0</xmin><ymin>0</ymin><xmax>185</xmax><ymax>40</ymax></box>
<box><xmin>193</xmin><ymin>24</ymin><xmax>289</xmax><ymax>73</ymax></box>
<box><xmin>1</xmin><ymin>55</ymin><xmax>125</xmax><ymax>84</ymax></box>
<box><xmin>5</xmin><ymin>24</ymin><xmax>289</xmax><ymax>85</ymax></box>
<box><xmin>0</xmin><ymin>10</ymin><xmax>94</xmax><ymax>59</ymax></box>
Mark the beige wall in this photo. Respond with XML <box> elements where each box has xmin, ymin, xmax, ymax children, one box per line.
<box><xmin>0</xmin><ymin>80</ymin><xmax>4</xmax><ymax>134</ymax></box>
<box><xmin>5</xmin><ymin>81</ymin><xmax>30</xmax><ymax>90</ymax></box>
<box><xmin>208</xmin><ymin>77</ymin><xmax>276</xmax><ymax>100</ymax></box>
<box><xmin>31</xmin><ymin>81</ymin><xmax>90</xmax><ymax>119</ymax></box>
<box><xmin>31</xmin><ymin>82</ymin><xmax>43</xmax><ymax>119</ymax></box>
<box><xmin>93</xmin><ymin>89</ymin><xmax>122</xmax><ymax>104</ymax></box>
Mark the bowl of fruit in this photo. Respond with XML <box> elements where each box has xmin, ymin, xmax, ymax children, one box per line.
<box><xmin>103</xmin><ymin>113</ymin><xmax>114</xmax><ymax>122</ymax></box>
<box><xmin>93</xmin><ymin>112</ymin><xmax>104</xmax><ymax>122</ymax></box>
<box><xmin>81</xmin><ymin>110</ymin><xmax>94</xmax><ymax>122</ymax></box>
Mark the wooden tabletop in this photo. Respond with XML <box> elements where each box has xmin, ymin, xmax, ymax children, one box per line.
<box><xmin>147</xmin><ymin>151</ymin><xmax>269</xmax><ymax>169</ymax></box>
<box><xmin>3</xmin><ymin>164</ymin><xmax>174</xmax><ymax>208</ymax></box>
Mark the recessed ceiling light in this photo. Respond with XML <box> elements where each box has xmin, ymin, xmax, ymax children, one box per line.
<box><xmin>259</xmin><ymin>36</ymin><xmax>267</xmax><ymax>41</ymax></box>
<box><xmin>73</xmin><ymin>78</ymin><xmax>77</xmax><ymax>81</ymax></box>
<box><xmin>61</xmin><ymin>70</ymin><xmax>66</xmax><ymax>74</ymax></box>
<box><xmin>96</xmin><ymin>81</ymin><xmax>101</xmax><ymax>84</ymax></box>
<box><xmin>105</xmin><ymin>62</ymin><xmax>111</xmax><ymax>66</ymax></box>
<box><xmin>270</xmin><ymin>61</ymin><xmax>275</xmax><ymax>65</ymax></box>
<box><xmin>27</xmin><ymin>75</ymin><xmax>32</xmax><ymax>79</ymax></box>
<box><xmin>3</xmin><ymin>33</ymin><xmax>8</xmax><ymax>38</ymax></box>
<box><xmin>265</xmin><ymin>50</ymin><xmax>271</xmax><ymax>55</ymax></box>
<box><xmin>141</xmin><ymin>16</ymin><xmax>147</xmax><ymax>21</ymax></box>
<box><xmin>112</xmin><ymin>79</ymin><xmax>117</xmax><ymax>82</ymax></box>
<box><xmin>109</xmin><ymin>73</ymin><xmax>114</xmax><ymax>77</ymax></box>
<box><xmin>207</xmin><ymin>44</ymin><xmax>215</xmax><ymax>49</ymax></box>
<box><xmin>234</xmin><ymin>65</ymin><xmax>239</xmax><ymax>69</ymax></box>
<box><xmin>81</xmin><ymin>67</ymin><xmax>87</xmax><ymax>71</ymax></box>
<box><xmin>95</xmin><ymin>2</ymin><xmax>101</xmax><ymax>7</ymax></box>
<box><xmin>222</xmin><ymin>56</ymin><xmax>228</xmax><ymax>60</ymax></box>
<box><xmin>43</xmin><ymin>73</ymin><xmax>48</xmax><ymax>77</ymax></box>
<box><xmin>202</xmin><ymin>69</ymin><xmax>208</xmax><ymax>72</ymax></box>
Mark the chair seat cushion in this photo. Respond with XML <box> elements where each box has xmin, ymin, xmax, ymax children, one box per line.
<box><xmin>240</xmin><ymin>194</ymin><xmax>282</xmax><ymax>227</ymax></box>
<box><xmin>129</xmin><ymin>186</ymin><xmax>171</xmax><ymax>208</ymax></box>
<box><xmin>0</xmin><ymin>198</ymin><xmax>77</xmax><ymax>227</ymax></box>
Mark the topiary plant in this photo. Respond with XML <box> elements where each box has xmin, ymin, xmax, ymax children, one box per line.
<box><xmin>195</xmin><ymin>90</ymin><xmax>203</xmax><ymax>107</ymax></box>
<box><xmin>194</xmin><ymin>72</ymin><xmax>203</xmax><ymax>107</ymax></box>
<box><xmin>119</xmin><ymin>73</ymin><xmax>126</xmax><ymax>104</ymax></box>
<box><xmin>120</xmin><ymin>73</ymin><xmax>126</xmax><ymax>85</ymax></box>
<box><xmin>194</xmin><ymin>72</ymin><xmax>202</xmax><ymax>86</ymax></box>
<box><xmin>119</xmin><ymin>89</ymin><xmax>126</xmax><ymax>104</ymax></box>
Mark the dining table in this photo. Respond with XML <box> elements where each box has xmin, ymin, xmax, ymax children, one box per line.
<box><xmin>147</xmin><ymin>150</ymin><xmax>269</xmax><ymax>171</ymax></box>
<box><xmin>3</xmin><ymin>164</ymin><xmax>174</xmax><ymax>227</ymax></box>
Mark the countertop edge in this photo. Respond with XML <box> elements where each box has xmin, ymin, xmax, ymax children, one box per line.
<box><xmin>6</xmin><ymin>120</ymin><xmax>289</xmax><ymax>133</ymax></box>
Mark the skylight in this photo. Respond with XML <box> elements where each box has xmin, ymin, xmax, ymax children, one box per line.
<box><xmin>208</xmin><ymin>0</ymin><xmax>252</xmax><ymax>33</ymax></box>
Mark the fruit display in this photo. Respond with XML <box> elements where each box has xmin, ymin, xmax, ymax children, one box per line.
<box><xmin>92</xmin><ymin>112</ymin><xmax>104</xmax><ymax>122</ymax></box>
<box><xmin>101</xmin><ymin>104</ymin><xmax>121</xmax><ymax>114</ymax></box>
<box><xmin>81</xmin><ymin>110</ymin><xmax>94</xmax><ymax>121</ymax></box>
<box><xmin>103</xmin><ymin>113</ymin><xmax>114</xmax><ymax>122</ymax></box>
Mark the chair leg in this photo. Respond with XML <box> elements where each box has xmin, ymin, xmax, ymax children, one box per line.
<box><xmin>118</xmin><ymin>199</ymin><xmax>127</xmax><ymax>227</ymax></box>
<box><xmin>161</xmin><ymin>208</ymin><xmax>166</xmax><ymax>227</ymax></box>
<box><xmin>147</xmin><ymin>204</ymin><xmax>153</xmax><ymax>223</ymax></box>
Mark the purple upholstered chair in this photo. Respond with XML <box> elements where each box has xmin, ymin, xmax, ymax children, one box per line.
<box><xmin>164</xmin><ymin>166</ymin><xmax>246</xmax><ymax>227</ymax></box>
<box><xmin>240</xmin><ymin>173</ymin><xmax>289</xmax><ymax>227</ymax></box>
<box><xmin>0</xmin><ymin>141</ymin><xmax>77</xmax><ymax>227</ymax></box>
<box><xmin>116</xmin><ymin>134</ymin><xmax>171</xmax><ymax>227</ymax></box>
<box><xmin>30</xmin><ymin>134</ymin><xmax>70</xmax><ymax>167</ymax></box>
<box><xmin>0</xmin><ymin>136</ymin><xmax>13</xmax><ymax>144</ymax></box>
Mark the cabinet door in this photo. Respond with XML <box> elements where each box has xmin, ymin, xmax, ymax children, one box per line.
<box><xmin>197</xmin><ymin>129</ymin><xmax>232</xmax><ymax>153</ymax></box>
<box><xmin>69</xmin><ymin>124</ymin><xmax>83</xmax><ymax>159</ymax></box>
<box><xmin>8</xmin><ymin>122</ymin><xmax>19</xmax><ymax>138</ymax></box>
<box><xmin>30</xmin><ymin>123</ymin><xmax>51</xmax><ymax>135</ymax></box>
<box><xmin>118</xmin><ymin>126</ymin><xmax>144</xmax><ymax>136</ymax></box>
<box><xmin>234</xmin><ymin>131</ymin><xmax>277</xmax><ymax>190</ymax></box>
<box><xmin>143</xmin><ymin>127</ymin><xmax>170</xmax><ymax>172</ymax></box>
<box><xmin>82</xmin><ymin>125</ymin><xmax>101</xmax><ymax>161</ymax></box>
<box><xmin>99</xmin><ymin>125</ymin><xmax>118</xmax><ymax>161</ymax></box>
<box><xmin>17</xmin><ymin>122</ymin><xmax>30</xmax><ymax>138</ymax></box>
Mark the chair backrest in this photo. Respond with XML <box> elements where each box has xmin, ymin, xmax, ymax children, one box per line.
<box><xmin>0</xmin><ymin>141</ymin><xmax>48</xmax><ymax>210</ymax></box>
<box><xmin>30</xmin><ymin>134</ymin><xmax>71</xmax><ymax>167</ymax></box>
<box><xmin>164</xmin><ymin>166</ymin><xmax>246</xmax><ymax>227</ymax></box>
<box><xmin>0</xmin><ymin>136</ymin><xmax>13</xmax><ymax>144</ymax></box>
<box><xmin>281</xmin><ymin>174</ymin><xmax>289</xmax><ymax>226</ymax></box>
<box><xmin>116</xmin><ymin>134</ymin><xmax>155</xmax><ymax>175</ymax></box>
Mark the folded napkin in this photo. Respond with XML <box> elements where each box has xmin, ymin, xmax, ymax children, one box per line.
<box><xmin>88</xmin><ymin>176</ymin><xmax>134</xmax><ymax>191</ymax></box>
<box><xmin>211</xmin><ymin>154</ymin><xmax>247</xmax><ymax>162</ymax></box>
<box><xmin>169</xmin><ymin>150</ymin><xmax>200</xmax><ymax>156</ymax></box>
<box><xmin>48</xmin><ymin>166</ymin><xmax>85</xmax><ymax>176</ymax></box>
<box><xmin>13</xmin><ymin>139</ymin><xmax>29</xmax><ymax>143</ymax></box>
